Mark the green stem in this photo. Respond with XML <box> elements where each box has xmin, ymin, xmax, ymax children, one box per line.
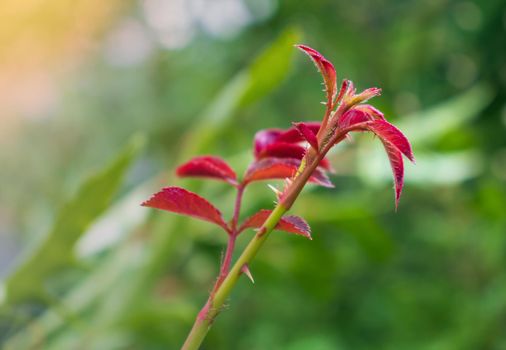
<box><xmin>181</xmin><ymin>203</ymin><xmax>287</xmax><ymax>350</ymax></box>
<box><xmin>211</xmin><ymin>203</ymin><xmax>287</xmax><ymax>308</ymax></box>
<box><xmin>181</xmin><ymin>105</ymin><xmax>349</xmax><ymax>350</ymax></box>
<box><xmin>180</xmin><ymin>150</ymin><xmax>324</xmax><ymax>350</ymax></box>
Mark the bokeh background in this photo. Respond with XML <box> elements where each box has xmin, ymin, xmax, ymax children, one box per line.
<box><xmin>1</xmin><ymin>0</ymin><xmax>506</xmax><ymax>349</ymax></box>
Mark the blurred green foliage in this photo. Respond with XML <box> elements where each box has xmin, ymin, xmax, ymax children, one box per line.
<box><xmin>4</xmin><ymin>136</ymin><xmax>143</xmax><ymax>305</ymax></box>
<box><xmin>1</xmin><ymin>0</ymin><xmax>506</xmax><ymax>349</ymax></box>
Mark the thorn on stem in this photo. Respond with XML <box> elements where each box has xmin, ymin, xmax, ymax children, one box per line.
<box><xmin>267</xmin><ymin>184</ymin><xmax>282</xmax><ymax>199</ymax></box>
<box><xmin>241</xmin><ymin>264</ymin><xmax>255</xmax><ymax>284</ymax></box>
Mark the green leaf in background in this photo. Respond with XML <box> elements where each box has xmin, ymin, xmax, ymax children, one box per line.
<box><xmin>238</xmin><ymin>28</ymin><xmax>301</xmax><ymax>108</ymax></box>
<box><xmin>2</xmin><ymin>135</ymin><xmax>144</xmax><ymax>305</ymax></box>
<box><xmin>182</xmin><ymin>27</ymin><xmax>301</xmax><ymax>157</ymax></box>
<box><xmin>1</xmin><ymin>28</ymin><xmax>303</xmax><ymax>349</ymax></box>
<box><xmin>397</xmin><ymin>83</ymin><xmax>494</xmax><ymax>145</ymax></box>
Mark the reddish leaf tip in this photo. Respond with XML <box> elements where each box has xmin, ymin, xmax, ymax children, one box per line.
<box><xmin>296</xmin><ymin>44</ymin><xmax>337</xmax><ymax>107</ymax></box>
<box><xmin>336</xmin><ymin>79</ymin><xmax>351</xmax><ymax>104</ymax></box>
<box><xmin>344</xmin><ymin>118</ymin><xmax>414</xmax><ymax>209</ymax></box>
<box><xmin>366</xmin><ymin>120</ymin><xmax>415</xmax><ymax>163</ymax></box>
<box><xmin>381</xmin><ymin>141</ymin><xmax>405</xmax><ymax>210</ymax></box>
<box><xmin>293</xmin><ymin>122</ymin><xmax>319</xmax><ymax>151</ymax></box>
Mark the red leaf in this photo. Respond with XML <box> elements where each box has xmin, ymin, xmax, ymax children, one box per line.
<box><xmin>318</xmin><ymin>157</ymin><xmax>334</xmax><ymax>173</ymax></box>
<box><xmin>293</xmin><ymin>122</ymin><xmax>319</xmax><ymax>150</ymax></box>
<box><xmin>277</xmin><ymin>122</ymin><xmax>321</xmax><ymax>143</ymax></box>
<box><xmin>342</xmin><ymin>119</ymin><xmax>414</xmax><ymax>208</ymax></box>
<box><xmin>339</xmin><ymin>105</ymin><xmax>385</xmax><ymax>129</ymax></box>
<box><xmin>243</xmin><ymin>158</ymin><xmax>334</xmax><ymax>188</ymax></box>
<box><xmin>238</xmin><ymin>209</ymin><xmax>311</xmax><ymax>239</ymax></box>
<box><xmin>309</xmin><ymin>167</ymin><xmax>334</xmax><ymax>187</ymax></box>
<box><xmin>341</xmin><ymin>80</ymin><xmax>356</xmax><ymax>103</ymax></box>
<box><xmin>354</xmin><ymin>104</ymin><xmax>385</xmax><ymax>120</ymax></box>
<box><xmin>142</xmin><ymin>187</ymin><xmax>228</xmax><ymax>231</ymax></box>
<box><xmin>366</xmin><ymin>120</ymin><xmax>415</xmax><ymax>162</ymax></box>
<box><xmin>176</xmin><ymin>156</ymin><xmax>237</xmax><ymax>185</ymax></box>
<box><xmin>257</xmin><ymin>142</ymin><xmax>306</xmax><ymax>160</ymax></box>
<box><xmin>336</xmin><ymin>79</ymin><xmax>351</xmax><ymax>104</ymax></box>
<box><xmin>254</xmin><ymin>123</ymin><xmax>321</xmax><ymax>158</ymax></box>
<box><xmin>381</xmin><ymin>141</ymin><xmax>404</xmax><ymax>210</ymax></box>
<box><xmin>254</xmin><ymin>129</ymin><xmax>284</xmax><ymax>157</ymax></box>
<box><xmin>244</xmin><ymin>158</ymin><xmax>297</xmax><ymax>183</ymax></box>
<box><xmin>339</xmin><ymin>109</ymin><xmax>370</xmax><ymax>128</ymax></box>
<box><xmin>297</xmin><ymin>45</ymin><xmax>337</xmax><ymax>107</ymax></box>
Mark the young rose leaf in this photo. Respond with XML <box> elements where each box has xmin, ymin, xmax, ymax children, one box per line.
<box><xmin>238</xmin><ymin>209</ymin><xmax>311</xmax><ymax>239</ymax></box>
<box><xmin>254</xmin><ymin>123</ymin><xmax>321</xmax><ymax>158</ymax></box>
<box><xmin>296</xmin><ymin>45</ymin><xmax>337</xmax><ymax>107</ymax></box>
<box><xmin>244</xmin><ymin>158</ymin><xmax>297</xmax><ymax>183</ymax></box>
<box><xmin>341</xmin><ymin>80</ymin><xmax>356</xmax><ymax>104</ymax></box>
<box><xmin>339</xmin><ymin>105</ymin><xmax>386</xmax><ymax>128</ymax></box>
<box><xmin>253</xmin><ymin>129</ymin><xmax>284</xmax><ymax>157</ymax></box>
<box><xmin>176</xmin><ymin>156</ymin><xmax>237</xmax><ymax>185</ymax></box>
<box><xmin>308</xmin><ymin>165</ymin><xmax>334</xmax><ymax>187</ymax></box>
<box><xmin>253</xmin><ymin>124</ymin><xmax>332</xmax><ymax>172</ymax></box>
<box><xmin>257</xmin><ymin>142</ymin><xmax>306</xmax><ymax>160</ymax></box>
<box><xmin>366</xmin><ymin>120</ymin><xmax>415</xmax><ymax>162</ymax></box>
<box><xmin>257</xmin><ymin>141</ymin><xmax>332</xmax><ymax>170</ymax></box>
<box><xmin>354</xmin><ymin>104</ymin><xmax>385</xmax><ymax>120</ymax></box>
<box><xmin>142</xmin><ymin>187</ymin><xmax>229</xmax><ymax>231</ymax></box>
<box><xmin>352</xmin><ymin>87</ymin><xmax>381</xmax><ymax>104</ymax></box>
<box><xmin>277</xmin><ymin>122</ymin><xmax>321</xmax><ymax>143</ymax></box>
<box><xmin>243</xmin><ymin>158</ymin><xmax>333</xmax><ymax>188</ymax></box>
<box><xmin>318</xmin><ymin>157</ymin><xmax>335</xmax><ymax>173</ymax></box>
<box><xmin>339</xmin><ymin>109</ymin><xmax>371</xmax><ymax>128</ymax></box>
<box><xmin>381</xmin><ymin>141</ymin><xmax>405</xmax><ymax>210</ymax></box>
<box><xmin>344</xmin><ymin>118</ymin><xmax>414</xmax><ymax>208</ymax></box>
<box><xmin>293</xmin><ymin>122</ymin><xmax>319</xmax><ymax>150</ymax></box>
<box><xmin>336</xmin><ymin>79</ymin><xmax>351</xmax><ymax>105</ymax></box>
